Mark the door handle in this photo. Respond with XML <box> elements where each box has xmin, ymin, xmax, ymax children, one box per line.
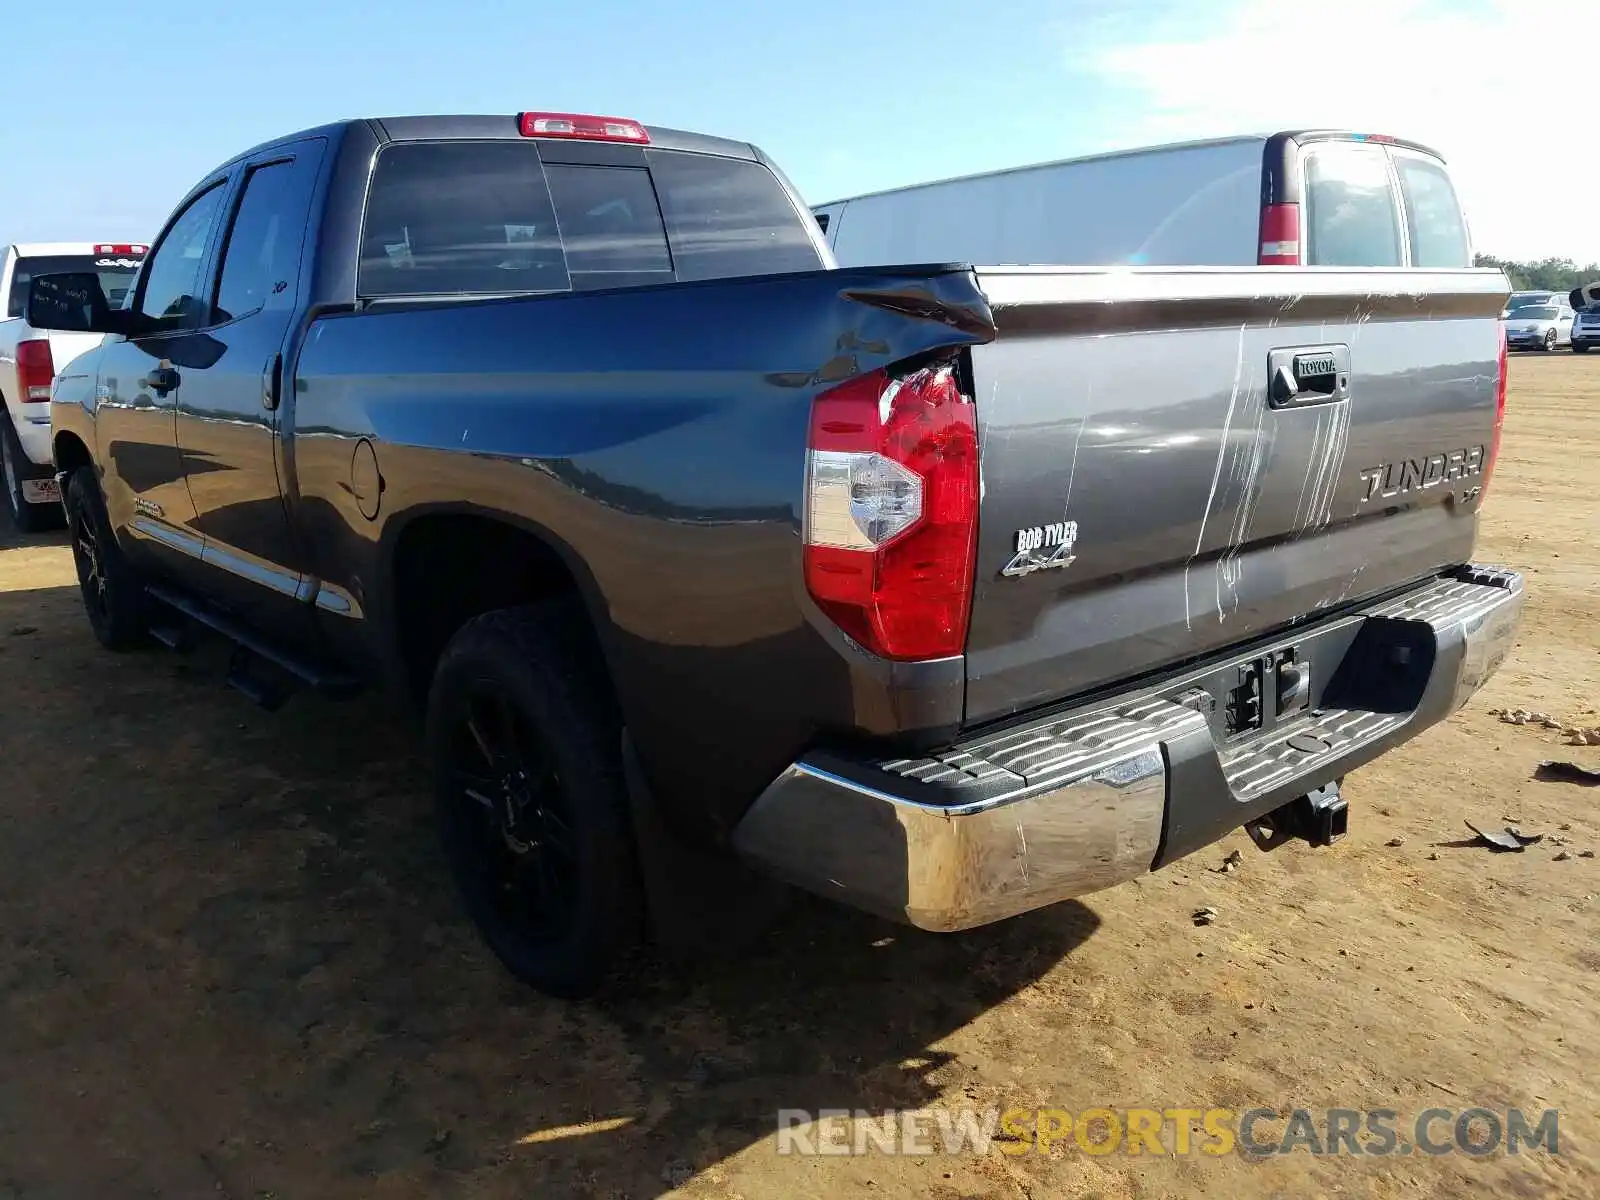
<box><xmin>1267</xmin><ymin>344</ymin><xmax>1351</xmax><ymax>409</ymax></box>
<box><xmin>262</xmin><ymin>352</ymin><xmax>282</xmax><ymax>411</ymax></box>
<box><xmin>143</xmin><ymin>365</ymin><xmax>180</xmax><ymax>396</ymax></box>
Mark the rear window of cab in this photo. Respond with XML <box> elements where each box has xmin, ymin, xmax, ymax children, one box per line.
<box><xmin>357</xmin><ymin>141</ymin><xmax>823</xmax><ymax>299</ymax></box>
<box><xmin>1302</xmin><ymin>141</ymin><xmax>1469</xmax><ymax>269</ymax></box>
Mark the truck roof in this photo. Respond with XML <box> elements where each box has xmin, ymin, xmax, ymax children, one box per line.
<box><xmin>4</xmin><ymin>242</ymin><xmax>145</xmax><ymax>258</ymax></box>
<box><xmin>214</xmin><ymin>115</ymin><xmax>761</xmax><ymax>177</ymax></box>
<box><xmin>813</xmin><ymin>129</ymin><xmax>1447</xmax><ymax>209</ymax></box>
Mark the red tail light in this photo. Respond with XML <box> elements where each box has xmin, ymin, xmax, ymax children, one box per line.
<box><xmin>1481</xmin><ymin>322</ymin><xmax>1509</xmax><ymax>499</ymax></box>
<box><xmin>517</xmin><ymin>111</ymin><xmax>649</xmax><ymax>143</ymax></box>
<box><xmin>16</xmin><ymin>340</ymin><xmax>55</xmax><ymax>402</ymax></box>
<box><xmin>94</xmin><ymin>243</ymin><xmax>147</xmax><ymax>256</ymax></box>
<box><xmin>803</xmin><ymin>363</ymin><xmax>979</xmax><ymax>660</ymax></box>
<box><xmin>1259</xmin><ymin>203</ymin><xmax>1301</xmax><ymax>265</ymax></box>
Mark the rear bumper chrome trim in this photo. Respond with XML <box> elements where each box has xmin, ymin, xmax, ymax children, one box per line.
<box><xmin>734</xmin><ymin>565</ymin><xmax>1524</xmax><ymax>931</ymax></box>
<box><xmin>738</xmin><ymin>747</ymin><xmax>1169</xmax><ymax>932</ymax></box>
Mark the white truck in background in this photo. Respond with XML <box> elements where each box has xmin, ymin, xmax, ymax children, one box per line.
<box><xmin>1</xmin><ymin>242</ymin><xmax>146</xmax><ymax>530</ymax></box>
<box><xmin>813</xmin><ymin>130</ymin><xmax>1474</xmax><ymax>271</ymax></box>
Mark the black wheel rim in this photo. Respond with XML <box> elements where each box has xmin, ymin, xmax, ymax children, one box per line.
<box><xmin>70</xmin><ymin>505</ymin><xmax>110</xmax><ymax>621</ymax></box>
<box><xmin>446</xmin><ymin>685</ymin><xmax>579</xmax><ymax>943</ymax></box>
<box><xmin>1547</xmin><ymin>331</ymin><xmax>1556</xmax><ymax>349</ymax></box>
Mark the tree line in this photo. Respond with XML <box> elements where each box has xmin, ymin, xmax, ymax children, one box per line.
<box><xmin>1473</xmin><ymin>254</ymin><xmax>1600</xmax><ymax>294</ymax></box>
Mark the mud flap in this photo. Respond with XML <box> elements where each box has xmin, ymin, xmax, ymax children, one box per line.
<box><xmin>621</xmin><ymin>731</ymin><xmax>792</xmax><ymax>961</ymax></box>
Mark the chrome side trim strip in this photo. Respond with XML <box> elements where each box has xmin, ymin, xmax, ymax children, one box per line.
<box><xmin>132</xmin><ymin>516</ymin><xmax>205</xmax><ymax>560</ymax></box>
<box><xmin>200</xmin><ymin>540</ymin><xmax>306</xmax><ymax>599</ymax></box>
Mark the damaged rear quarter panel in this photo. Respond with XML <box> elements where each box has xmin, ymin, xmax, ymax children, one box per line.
<box><xmin>291</xmin><ymin>266</ymin><xmax>995</xmax><ymax>835</ymax></box>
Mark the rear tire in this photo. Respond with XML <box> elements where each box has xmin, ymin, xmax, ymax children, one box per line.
<box><xmin>1</xmin><ymin>411</ymin><xmax>60</xmax><ymax>533</ymax></box>
<box><xmin>426</xmin><ymin>601</ymin><xmax>642</xmax><ymax>999</ymax></box>
<box><xmin>63</xmin><ymin>467</ymin><xmax>146</xmax><ymax>651</ymax></box>
<box><xmin>1574</xmin><ymin>343</ymin><xmax>1591</xmax><ymax>355</ymax></box>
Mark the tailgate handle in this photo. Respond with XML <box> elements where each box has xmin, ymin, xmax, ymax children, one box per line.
<box><xmin>1268</xmin><ymin>344</ymin><xmax>1350</xmax><ymax>409</ymax></box>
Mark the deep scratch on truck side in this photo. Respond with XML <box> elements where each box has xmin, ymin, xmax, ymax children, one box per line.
<box><xmin>1217</xmin><ymin>374</ymin><xmax>1274</xmax><ymax>622</ymax></box>
<box><xmin>1185</xmin><ymin>321</ymin><xmax>1250</xmax><ymax>631</ymax></box>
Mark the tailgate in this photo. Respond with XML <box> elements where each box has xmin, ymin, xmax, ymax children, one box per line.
<box><xmin>963</xmin><ymin>266</ymin><xmax>1508</xmax><ymax>725</ymax></box>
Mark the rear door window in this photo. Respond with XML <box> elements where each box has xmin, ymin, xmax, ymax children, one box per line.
<box><xmin>1302</xmin><ymin>143</ymin><xmax>1403</xmax><ymax>267</ymax></box>
<box><xmin>213</xmin><ymin>155</ymin><xmax>318</xmax><ymax>322</ymax></box>
<box><xmin>1393</xmin><ymin>156</ymin><xmax>1470</xmax><ymax>268</ymax></box>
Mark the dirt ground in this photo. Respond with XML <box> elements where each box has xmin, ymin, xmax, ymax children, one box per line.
<box><xmin>0</xmin><ymin>354</ymin><xmax>1596</xmax><ymax>1200</ymax></box>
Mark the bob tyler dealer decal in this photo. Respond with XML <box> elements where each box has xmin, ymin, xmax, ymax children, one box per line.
<box><xmin>1002</xmin><ymin>520</ymin><xmax>1079</xmax><ymax>578</ymax></box>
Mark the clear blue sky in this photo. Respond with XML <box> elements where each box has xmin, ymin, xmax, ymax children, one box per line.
<box><xmin>4</xmin><ymin>1</ymin><xmax>1593</xmax><ymax>262</ymax></box>
<box><xmin>1</xmin><ymin>0</ymin><xmax>1134</xmax><ymax>244</ymax></box>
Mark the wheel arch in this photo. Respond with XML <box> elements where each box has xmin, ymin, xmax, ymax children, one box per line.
<box><xmin>379</xmin><ymin>502</ymin><xmax>620</xmax><ymax>711</ymax></box>
<box><xmin>52</xmin><ymin>428</ymin><xmax>94</xmax><ymax>477</ymax></box>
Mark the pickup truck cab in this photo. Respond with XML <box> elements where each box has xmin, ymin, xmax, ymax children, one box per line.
<box><xmin>0</xmin><ymin>242</ymin><xmax>145</xmax><ymax>528</ymax></box>
<box><xmin>30</xmin><ymin>112</ymin><xmax>1522</xmax><ymax>997</ymax></box>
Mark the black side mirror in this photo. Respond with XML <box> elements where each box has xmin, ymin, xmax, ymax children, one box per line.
<box><xmin>25</xmin><ymin>272</ymin><xmax>129</xmax><ymax>335</ymax></box>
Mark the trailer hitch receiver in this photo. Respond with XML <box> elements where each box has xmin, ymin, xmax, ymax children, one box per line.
<box><xmin>1246</xmin><ymin>781</ymin><xmax>1349</xmax><ymax>850</ymax></box>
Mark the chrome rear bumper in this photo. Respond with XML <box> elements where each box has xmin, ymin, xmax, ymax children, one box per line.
<box><xmin>733</xmin><ymin>566</ymin><xmax>1523</xmax><ymax>932</ymax></box>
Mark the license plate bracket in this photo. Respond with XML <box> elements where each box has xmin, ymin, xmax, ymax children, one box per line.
<box><xmin>20</xmin><ymin>477</ymin><xmax>60</xmax><ymax>505</ymax></box>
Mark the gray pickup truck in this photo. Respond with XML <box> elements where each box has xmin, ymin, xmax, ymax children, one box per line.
<box><xmin>28</xmin><ymin>111</ymin><xmax>1520</xmax><ymax>997</ymax></box>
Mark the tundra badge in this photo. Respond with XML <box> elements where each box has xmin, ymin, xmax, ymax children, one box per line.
<box><xmin>1359</xmin><ymin>444</ymin><xmax>1485</xmax><ymax>505</ymax></box>
<box><xmin>1002</xmin><ymin>520</ymin><xmax>1079</xmax><ymax>578</ymax></box>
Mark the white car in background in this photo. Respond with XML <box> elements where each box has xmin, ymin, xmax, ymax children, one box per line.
<box><xmin>0</xmin><ymin>242</ymin><xmax>145</xmax><ymax>530</ymax></box>
<box><xmin>1503</xmin><ymin>298</ymin><xmax>1575</xmax><ymax>352</ymax></box>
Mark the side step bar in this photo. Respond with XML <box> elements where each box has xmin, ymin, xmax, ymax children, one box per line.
<box><xmin>143</xmin><ymin>582</ymin><xmax>362</xmax><ymax>707</ymax></box>
<box><xmin>147</xmin><ymin>620</ymin><xmax>194</xmax><ymax>653</ymax></box>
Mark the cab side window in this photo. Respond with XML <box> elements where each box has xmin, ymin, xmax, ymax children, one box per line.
<box><xmin>1394</xmin><ymin>157</ymin><xmax>1470</xmax><ymax>268</ymax></box>
<box><xmin>137</xmin><ymin>185</ymin><xmax>228</xmax><ymax>331</ymax></box>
